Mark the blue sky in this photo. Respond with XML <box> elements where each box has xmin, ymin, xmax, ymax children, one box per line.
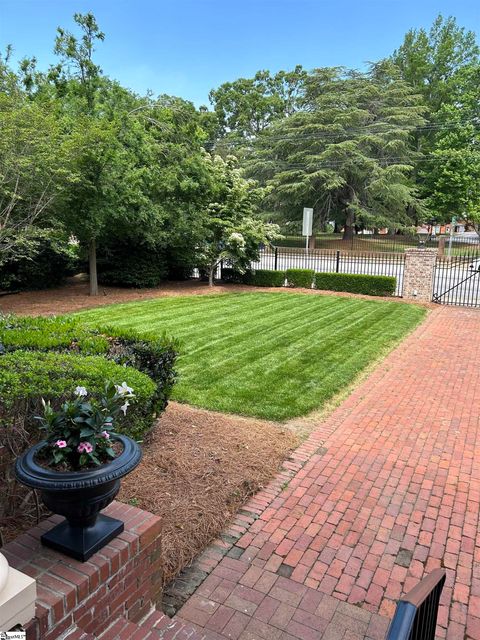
<box><xmin>1</xmin><ymin>0</ymin><xmax>479</xmax><ymax>106</ymax></box>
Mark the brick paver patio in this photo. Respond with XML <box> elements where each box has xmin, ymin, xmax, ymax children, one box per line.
<box><xmin>174</xmin><ymin>306</ymin><xmax>480</xmax><ymax>640</ymax></box>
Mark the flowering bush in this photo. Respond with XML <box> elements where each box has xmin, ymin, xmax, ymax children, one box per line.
<box><xmin>36</xmin><ymin>381</ymin><xmax>135</xmax><ymax>470</ymax></box>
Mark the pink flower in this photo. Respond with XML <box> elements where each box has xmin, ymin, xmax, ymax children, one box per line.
<box><xmin>77</xmin><ymin>442</ymin><xmax>93</xmax><ymax>454</ymax></box>
<box><xmin>102</xmin><ymin>431</ymin><xmax>110</xmax><ymax>439</ymax></box>
<box><xmin>55</xmin><ymin>440</ymin><xmax>67</xmax><ymax>449</ymax></box>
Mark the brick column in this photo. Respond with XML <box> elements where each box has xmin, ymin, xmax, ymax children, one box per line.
<box><xmin>403</xmin><ymin>248</ymin><xmax>437</xmax><ymax>302</ymax></box>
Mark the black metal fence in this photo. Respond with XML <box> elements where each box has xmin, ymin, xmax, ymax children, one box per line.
<box><xmin>251</xmin><ymin>247</ymin><xmax>405</xmax><ymax>296</ymax></box>
<box><xmin>275</xmin><ymin>233</ymin><xmax>480</xmax><ymax>255</ymax></box>
<box><xmin>433</xmin><ymin>252</ymin><xmax>480</xmax><ymax>307</ymax></box>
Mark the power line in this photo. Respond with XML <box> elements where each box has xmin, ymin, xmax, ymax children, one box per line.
<box><xmin>209</xmin><ymin>117</ymin><xmax>480</xmax><ymax>148</ymax></box>
<box><xmin>246</xmin><ymin>151</ymin><xmax>480</xmax><ymax>172</ymax></box>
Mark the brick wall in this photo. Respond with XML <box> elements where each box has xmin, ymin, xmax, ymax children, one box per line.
<box><xmin>402</xmin><ymin>248</ymin><xmax>437</xmax><ymax>302</ymax></box>
<box><xmin>1</xmin><ymin>502</ymin><xmax>162</xmax><ymax>640</ymax></box>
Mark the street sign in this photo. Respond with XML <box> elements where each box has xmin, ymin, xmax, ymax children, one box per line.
<box><xmin>302</xmin><ymin>208</ymin><xmax>313</xmax><ymax>237</ymax></box>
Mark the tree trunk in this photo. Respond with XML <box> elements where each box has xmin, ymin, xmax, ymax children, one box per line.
<box><xmin>88</xmin><ymin>238</ymin><xmax>98</xmax><ymax>296</ymax></box>
<box><xmin>342</xmin><ymin>209</ymin><xmax>355</xmax><ymax>240</ymax></box>
<box><xmin>208</xmin><ymin>265</ymin><xmax>216</xmax><ymax>287</ymax></box>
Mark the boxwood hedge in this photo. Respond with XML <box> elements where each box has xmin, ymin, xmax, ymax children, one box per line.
<box><xmin>0</xmin><ymin>315</ymin><xmax>178</xmax><ymax>415</ymax></box>
<box><xmin>286</xmin><ymin>268</ymin><xmax>315</xmax><ymax>288</ymax></box>
<box><xmin>244</xmin><ymin>269</ymin><xmax>286</xmax><ymax>287</ymax></box>
<box><xmin>0</xmin><ymin>351</ymin><xmax>157</xmax><ymax>441</ymax></box>
<box><xmin>313</xmin><ymin>272</ymin><xmax>396</xmax><ymax>296</ymax></box>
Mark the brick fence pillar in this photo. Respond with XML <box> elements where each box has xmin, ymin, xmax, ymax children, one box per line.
<box><xmin>403</xmin><ymin>248</ymin><xmax>437</xmax><ymax>302</ymax></box>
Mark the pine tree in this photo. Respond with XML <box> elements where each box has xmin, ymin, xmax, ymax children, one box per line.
<box><xmin>248</xmin><ymin>62</ymin><xmax>426</xmax><ymax>238</ymax></box>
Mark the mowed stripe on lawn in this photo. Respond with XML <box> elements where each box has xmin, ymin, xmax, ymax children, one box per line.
<box><xmin>74</xmin><ymin>292</ymin><xmax>426</xmax><ymax>420</ymax></box>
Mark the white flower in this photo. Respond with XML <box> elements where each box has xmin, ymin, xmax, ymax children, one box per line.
<box><xmin>75</xmin><ymin>386</ymin><xmax>88</xmax><ymax>397</ymax></box>
<box><xmin>115</xmin><ymin>382</ymin><xmax>134</xmax><ymax>396</ymax></box>
<box><xmin>229</xmin><ymin>232</ymin><xmax>245</xmax><ymax>247</ymax></box>
<box><xmin>120</xmin><ymin>401</ymin><xmax>130</xmax><ymax>415</ymax></box>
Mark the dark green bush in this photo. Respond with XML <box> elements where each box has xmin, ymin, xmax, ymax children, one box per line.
<box><xmin>244</xmin><ymin>269</ymin><xmax>286</xmax><ymax>287</ymax></box>
<box><xmin>0</xmin><ymin>315</ymin><xmax>178</xmax><ymax>416</ymax></box>
<box><xmin>286</xmin><ymin>268</ymin><xmax>315</xmax><ymax>288</ymax></box>
<box><xmin>98</xmin><ymin>325</ymin><xmax>178</xmax><ymax>414</ymax></box>
<box><xmin>0</xmin><ymin>230</ymin><xmax>79</xmax><ymax>292</ymax></box>
<box><xmin>314</xmin><ymin>272</ymin><xmax>396</xmax><ymax>296</ymax></box>
<box><xmin>0</xmin><ymin>351</ymin><xmax>157</xmax><ymax>441</ymax></box>
<box><xmin>97</xmin><ymin>243</ymin><xmax>168</xmax><ymax>288</ymax></box>
<box><xmin>221</xmin><ymin>267</ymin><xmax>246</xmax><ymax>284</ymax></box>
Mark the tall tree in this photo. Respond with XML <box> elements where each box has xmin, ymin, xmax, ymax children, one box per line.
<box><xmin>423</xmin><ymin>64</ymin><xmax>480</xmax><ymax>234</ymax></box>
<box><xmin>392</xmin><ymin>14</ymin><xmax>479</xmax><ymax>112</ymax></box>
<box><xmin>51</xmin><ymin>12</ymin><xmax>106</xmax><ymax>295</ymax></box>
<box><xmin>196</xmin><ymin>154</ymin><xmax>279</xmax><ymax>286</ymax></box>
<box><xmin>0</xmin><ymin>81</ymin><xmax>73</xmax><ymax>262</ymax></box>
<box><xmin>248</xmin><ymin>63</ymin><xmax>426</xmax><ymax>238</ymax></box>
<box><xmin>392</xmin><ymin>15</ymin><xmax>480</xmax><ymax>224</ymax></box>
<box><xmin>209</xmin><ymin>66</ymin><xmax>307</xmax><ymax>141</ymax></box>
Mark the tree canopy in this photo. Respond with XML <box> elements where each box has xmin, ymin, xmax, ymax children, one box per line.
<box><xmin>1</xmin><ymin>10</ymin><xmax>479</xmax><ymax>295</ymax></box>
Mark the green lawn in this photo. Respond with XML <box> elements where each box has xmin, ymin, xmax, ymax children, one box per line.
<box><xmin>74</xmin><ymin>293</ymin><xmax>426</xmax><ymax>421</ymax></box>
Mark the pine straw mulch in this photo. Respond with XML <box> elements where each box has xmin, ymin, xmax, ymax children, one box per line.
<box><xmin>118</xmin><ymin>401</ymin><xmax>298</xmax><ymax>585</ymax></box>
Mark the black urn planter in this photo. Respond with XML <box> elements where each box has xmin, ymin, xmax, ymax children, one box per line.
<box><xmin>15</xmin><ymin>435</ymin><xmax>142</xmax><ymax>561</ymax></box>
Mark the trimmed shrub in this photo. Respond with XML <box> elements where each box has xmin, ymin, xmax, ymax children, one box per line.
<box><xmin>98</xmin><ymin>325</ymin><xmax>178</xmax><ymax>414</ymax></box>
<box><xmin>244</xmin><ymin>269</ymin><xmax>286</xmax><ymax>287</ymax></box>
<box><xmin>0</xmin><ymin>230</ymin><xmax>79</xmax><ymax>292</ymax></box>
<box><xmin>97</xmin><ymin>243</ymin><xmax>168</xmax><ymax>288</ymax></box>
<box><xmin>0</xmin><ymin>315</ymin><xmax>109</xmax><ymax>354</ymax></box>
<box><xmin>314</xmin><ymin>272</ymin><xmax>396</xmax><ymax>296</ymax></box>
<box><xmin>286</xmin><ymin>268</ymin><xmax>315</xmax><ymax>288</ymax></box>
<box><xmin>0</xmin><ymin>351</ymin><xmax>157</xmax><ymax>441</ymax></box>
<box><xmin>0</xmin><ymin>315</ymin><xmax>178</xmax><ymax>537</ymax></box>
<box><xmin>221</xmin><ymin>267</ymin><xmax>246</xmax><ymax>284</ymax></box>
<box><xmin>0</xmin><ymin>315</ymin><xmax>178</xmax><ymax>416</ymax></box>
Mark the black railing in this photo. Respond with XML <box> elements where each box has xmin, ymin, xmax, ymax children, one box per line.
<box><xmin>252</xmin><ymin>247</ymin><xmax>405</xmax><ymax>296</ymax></box>
<box><xmin>274</xmin><ymin>233</ymin><xmax>480</xmax><ymax>254</ymax></box>
<box><xmin>385</xmin><ymin>569</ymin><xmax>446</xmax><ymax>640</ymax></box>
<box><xmin>433</xmin><ymin>252</ymin><xmax>480</xmax><ymax>307</ymax></box>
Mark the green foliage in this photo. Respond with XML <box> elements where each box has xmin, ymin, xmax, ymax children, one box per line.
<box><xmin>196</xmin><ymin>154</ymin><xmax>280</xmax><ymax>285</ymax></box>
<box><xmin>0</xmin><ymin>314</ymin><xmax>178</xmax><ymax>417</ymax></box>
<box><xmin>37</xmin><ymin>381</ymin><xmax>135</xmax><ymax>469</ymax></box>
<box><xmin>314</xmin><ymin>273</ymin><xmax>397</xmax><ymax>296</ymax></box>
<box><xmin>97</xmin><ymin>243</ymin><xmax>168</xmax><ymax>288</ymax></box>
<box><xmin>249</xmin><ymin>63</ymin><xmax>426</xmax><ymax>237</ymax></box>
<box><xmin>209</xmin><ymin>67</ymin><xmax>307</xmax><ymax>141</ymax></box>
<box><xmin>286</xmin><ymin>269</ymin><xmax>315</xmax><ymax>288</ymax></box>
<box><xmin>0</xmin><ymin>315</ymin><xmax>109</xmax><ymax>353</ymax></box>
<box><xmin>0</xmin><ymin>230</ymin><xmax>79</xmax><ymax>291</ymax></box>
<box><xmin>0</xmin><ymin>93</ymin><xmax>76</xmax><ymax>258</ymax></box>
<box><xmin>392</xmin><ymin>15</ymin><xmax>479</xmax><ymax>112</ymax></box>
<box><xmin>220</xmin><ymin>267</ymin><xmax>246</xmax><ymax>284</ymax></box>
<box><xmin>244</xmin><ymin>269</ymin><xmax>286</xmax><ymax>287</ymax></box>
<box><xmin>393</xmin><ymin>15</ymin><xmax>480</xmax><ymax>226</ymax></box>
<box><xmin>96</xmin><ymin>324</ymin><xmax>179</xmax><ymax>414</ymax></box>
<box><xmin>0</xmin><ymin>351</ymin><xmax>156</xmax><ymax>441</ymax></box>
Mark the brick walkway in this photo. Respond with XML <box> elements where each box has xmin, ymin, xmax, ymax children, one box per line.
<box><xmin>174</xmin><ymin>306</ymin><xmax>480</xmax><ymax>640</ymax></box>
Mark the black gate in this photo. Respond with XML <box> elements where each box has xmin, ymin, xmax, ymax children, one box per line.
<box><xmin>433</xmin><ymin>252</ymin><xmax>480</xmax><ymax>307</ymax></box>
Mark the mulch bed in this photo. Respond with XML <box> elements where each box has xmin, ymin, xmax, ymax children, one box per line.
<box><xmin>119</xmin><ymin>402</ymin><xmax>298</xmax><ymax>584</ymax></box>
